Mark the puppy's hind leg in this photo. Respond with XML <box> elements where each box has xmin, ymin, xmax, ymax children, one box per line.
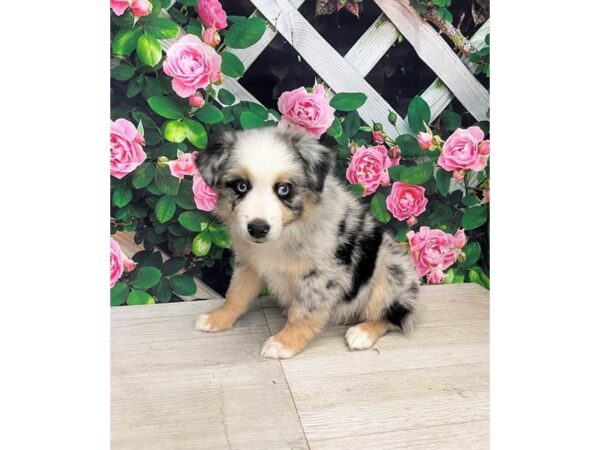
<box><xmin>345</xmin><ymin>320</ymin><xmax>390</xmax><ymax>350</ymax></box>
<box><xmin>195</xmin><ymin>263</ymin><xmax>264</xmax><ymax>332</ymax></box>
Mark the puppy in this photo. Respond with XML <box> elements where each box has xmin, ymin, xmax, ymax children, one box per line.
<box><xmin>194</xmin><ymin>127</ymin><xmax>420</xmax><ymax>359</ymax></box>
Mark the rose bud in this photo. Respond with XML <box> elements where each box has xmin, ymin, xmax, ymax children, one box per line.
<box><xmin>388</xmin><ymin>111</ymin><xmax>398</xmax><ymax>125</ymax></box>
<box><xmin>479</xmin><ymin>139</ymin><xmax>490</xmax><ymax>155</ymax></box>
<box><xmin>131</xmin><ymin>0</ymin><xmax>152</xmax><ymax>17</ymax></box>
<box><xmin>189</xmin><ymin>93</ymin><xmax>205</xmax><ymax>108</ymax></box>
<box><xmin>454</xmin><ymin>229</ymin><xmax>467</xmax><ymax>249</ymax></box>
<box><xmin>452</xmin><ymin>169</ymin><xmax>465</xmax><ymax>182</ymax></box>
<box><xmin>202</xmin><ymin>27</ymin><xmax>221</xmax><ymax>47</ymax></box>
<box><xmin>372</xmin><ymin>130</ymin><xmax>385</xmax><ymax>144</ymax></box>
<box><xmin>417</xmin><ymin>131</ymin><xmax>433</xmax><ymax>150</ymax></box>
<box><xmin>373</xmin><ymin>122</ymin><xmax>384</xmax><ymax>132</ymax></box>
<box><xmin>348</xmin><ymin>141</ymin><xmax>359</xmax><ymax>155</ymax></box>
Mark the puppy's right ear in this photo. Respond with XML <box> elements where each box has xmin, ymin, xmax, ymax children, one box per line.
<box><xmin>196</xmin><ymin>131</ymin><xmax>236</xmax><ymax>187</ymax></box>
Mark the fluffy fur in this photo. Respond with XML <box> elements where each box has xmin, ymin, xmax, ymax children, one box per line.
<box><xmin>194</xmin><ymin>127</ymin><xmax>420</xmax><ymax>358</ymax></box>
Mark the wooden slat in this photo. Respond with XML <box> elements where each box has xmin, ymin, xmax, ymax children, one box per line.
<box><xmin>375</xmin><ymin>0</ymin><xmax>489</xmax><ymax>121</ymax></box>
<box><xmin>421</xmin><ymin>20</ymin><xmax>490</xmax><ymax>122</ymax></box>
<box><xmin>249</xmin><ymin>0</ymin><xmax>413</xmax><ymax>136</ymax></box>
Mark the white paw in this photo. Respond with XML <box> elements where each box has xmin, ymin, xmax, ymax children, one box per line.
<box><xmin>260</xmin><ymin>336</ymin><xmax>295</xmax><ymax>359</ymax></box>
<box><xmin>345</xmin><ymin>325</ymin><xmax>375</xmax><ymax>350</ymax></box>
<box><xmin>194</xmin><ymin>314</ymin><xmax>215</xmax><ymax>332</ymax></box>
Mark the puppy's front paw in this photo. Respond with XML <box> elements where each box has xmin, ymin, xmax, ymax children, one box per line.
<box><xmin>260</xmin><ymin>336</ymin><xmax>296</xmax><ymax>359</ymax></box>
<box><xmin>345</xmin><ymin>325</ymin><xmax>375</xmax><ymax>350</ymax></box>
<box><xmin>194</xmin><ymin>312</ymin><xmax>233</xmax><ymax>333</ymax></box>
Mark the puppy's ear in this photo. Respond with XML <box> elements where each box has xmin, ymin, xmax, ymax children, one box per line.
<box><xmin>196</xmin><ymin>131</ymin><xmax>236</xmax><ymax>187</ymax></box>
<box><xmin>288</xmin><ymin>131</ymin><xmax>336</xmax><ymax>193</ymax></box>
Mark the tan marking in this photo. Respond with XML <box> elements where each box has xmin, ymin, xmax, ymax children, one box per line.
<box><xmin>364</xmin><ymin>263</ymin><xmax>390</xmax><ymax>320</ymax></box>
<box><xmin>270</xmin><ymin>309</ymin><xmax>329</xmax><ymax>355</ymax></box>
<box><xmin>200</xmin><ymin>264</ymin><xmax>264</xmax><ymax>331</ymax></box>
<box><xmin>353</xmin><ymin>319</ymin><xmax>391</xmax><ymax>342</ymax></box>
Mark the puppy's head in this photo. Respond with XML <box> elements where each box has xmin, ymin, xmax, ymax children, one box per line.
<box><xmin>196</xmin><ymin>127</ymin><xmax>335</xmax><ymax>244</ymax></box>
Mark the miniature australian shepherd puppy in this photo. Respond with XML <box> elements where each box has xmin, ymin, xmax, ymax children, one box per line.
<box><xmin>194</xmin><ymin>127</ymin><xmax>420</xmax><ymax>359</ymax></box>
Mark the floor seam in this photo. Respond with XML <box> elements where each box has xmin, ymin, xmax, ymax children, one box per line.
<box><xmin>258</xmin><ymin>298</ymin><xmax>312</xmax><ymax>450</ymax></box>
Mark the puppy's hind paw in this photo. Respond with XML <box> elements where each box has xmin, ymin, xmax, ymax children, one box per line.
<box><xmin>345</xmin><ymin>325</ymin><xmax>375</xmax><ymax>350</ymax></box>
<box><xmin>260</xmin><ymin>336</ymin><xmax>295</xmax><ymax>359</ymax></box>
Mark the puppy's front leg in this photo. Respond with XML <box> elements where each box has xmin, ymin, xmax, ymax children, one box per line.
<box><xmin>195</xmin><ymin>264</ymin><xmax>264</xmax><ymax>332</ymax></box>
<box><xmin>261</xmin><ymin>306</ymin><xmax>329</xmax><ymax>359</ymax></box>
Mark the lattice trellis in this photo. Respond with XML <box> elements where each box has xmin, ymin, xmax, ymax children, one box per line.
<box><xmin>161</xmin><ymin>0</ymin><xmax>489</xmax><ymax>139</ymax></box>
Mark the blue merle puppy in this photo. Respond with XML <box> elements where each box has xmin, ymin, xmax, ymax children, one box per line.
<box><xmin>193</xmin><ymin>127</ymin><xmax>420</xmax><ymax>359</ymax></box>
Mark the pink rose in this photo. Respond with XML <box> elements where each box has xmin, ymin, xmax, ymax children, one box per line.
<box><xmin>346</xmin><ymin>145</ymin><xmax>396</xmax><ymax>196</ymax></box>
<box><xmin>189</xmin><ymin>93</ymin><xmax>205</xmax><ymax>108</ymax></box>
<box><xmin>131</xmin><ymin>0</ymin><xmax>152</xmax><ymax>17</ymax></box>
<box><xmin>110</xmin><ymin>237</ymin><xmax>125</xmax><ymax>288</ymax></box>
<box><xmin>197</xmin><ymin>0</ymin><xmax>227</xmax><ymax>31</ymax></box>
<box><xmin>202</xmin><ymin>27</ymin><xmax>221</xmax><ymax>47</ymax></box>
<box><xmin>372</xmin><ymin>130</ymin><xmax>385</xmax><ymax>144</ymax></box>
<box><xmin>169</xmin><ymin>152</ymin><xmax>198</xmax><ymax>180</ymax></box>
<box><xmin>407</xmin><ymin>226</ymin><xmax>458</xmax><ymax>284</ymax></box>
<box><xmin>385</xmin><ymin>182</ymin><xmax>428</xmax><ymax>224</ymax></box>
<box><xmin>479</xmin><ymin>139</ymin><xmax>490</xmax><ymax>155</ymax></box>
<box><xmin>110</xmin><ymin>0</ymin><xmax>130</xmax><ymax>16</ymax></box>
<box><xmin>483</xmin><ymin>189</ymin><xmax>490</xmax><ymax>204</ymax></box>
<box><xmin>389</xmin><ymin>145</ymin><xmax>401</xmax><ymax>166</ymax></box>
<box><xmin>438</xmin><ymin>126</ymin><xmax>487</xmax><ymax>172</ymax></box>
<box><xmin>192</xmin><ymin>172</ymin><xmax>218</xmax><ymax>211</ymax></box>
<box><xmin>163</xmin><ymin>35</ymin><xmax>222</xmax><ymax>98</ymax></box>
<box><xmin>110</xmin><ymin>118</ymin><xmax>146</xmax><ymax>179</ymax></box>
<box><xmin>123</xmin><ymin>258</ymin><xmax>136</xmax><ymax>272</ymax></box>
<box><xmin>452</xmin><ymin>169</ymin><xmax>465</xmax><ymax>182</ymax></box>
<box><xmin>454</xmin><ymin>228</ymin><xmax>467</xmax><ymax>250</ymax></box>
<box><xmin>277</xmin><ymin>84</ymin><xmax>335</xmax><ymax>138</ymax></box>
<box><xmin>417</xmin><ymin>132</ymin><xmax>433</xmax><ymax>149</ymax></box>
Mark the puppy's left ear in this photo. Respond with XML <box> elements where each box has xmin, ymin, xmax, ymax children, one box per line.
<box><xmin>196</xmin><ymin>131</ymin><xmax>236</xmax><ymax>187</ymax></box>
<box><xmin>288</xmin><ymin>131</ymin><xmax>336</xmax><ymax>193</ymax></box>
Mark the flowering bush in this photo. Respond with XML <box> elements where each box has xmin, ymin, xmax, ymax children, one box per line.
<box><xmin>110</xmin><ymin>0</ymin><xmax>489</xmax><ymax>306</ymax></box>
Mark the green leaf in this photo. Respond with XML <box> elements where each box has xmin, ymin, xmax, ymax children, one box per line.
<box><xmin>217</xmin><ymin>88</ymin><xmax>235</xmax><ymax>106</ymax></box>
<box><xmin>152</xmin><ymin>277</ymin><xmax>172</xmax><ymax>303</ymax></box>
<box><xmin>443</xmin><ymin>268</ymin><xmax>455</xmax><ymax>284</ymax></box>
<box><xmin>164</xmin><ymin>120</ymin><xmax>187</xmax><ymax>143</ymax></box>
<box><xmin>112</xmin><ymin>186</ymin><xmax>133</xmax><ymax>207</ymax></box>
<box><xmin>192</xmin><ymin>231</ymin><xmax>212</xmax><ymax>256</ymax></box>
<box><xmin>178</xmin><ymin>211</ymin><xmax>209</xmax><ymax>232</ymax></box>
<box><xmin>441</xmin><ymin>110</ymin><xmax>462</xmax><ymax>130</ymax></box>
<box><xmin>220</xmin><ymin>51</ymin><xmax>245</xmax><ymax>78</ymax></box>
<box><xmin>395</xmin><ymin>135</ymin><xmax>421</xmax><ymax>158</ymax></box>
<box><xmin>129</xmin><ymin>266</ymin><xmax>162</xmax><ymax>289</ymax></box>
<box><xmin>240</xmin><ymin>111</ymin><xmax>265</xmax><ymax>129</ymax></box>
<box><xmin>370</xmin><ymin>193</ymin><xmax>391</xmax><ymax>223</ymax></box>
<box><xmin>462</xmin><ymin>194</ymin><xmax>480</xmax><ymax>207</ymax></box>
<box><xmin>346</xmin><ymin>183</ymin><xmax>365</xmax><ymax>198</ymax></box>
<box><xmin>209</xmin><ymin>226</ymin><xmax>231</xmax><ymax>249</ymax></box>
<box><xmin>110</xmin><ymin>283</ymin><xmax>129</xmax><ymax>307</ymax></box>
<box><xmin>173</xmin><ymin>179</ymin><xmax>196</xmax><ymax>209</ymax></box>
<box><xmin>470</xmin><ymin>266</ymin><xmax>490</xmax><ymax>289</ymax></box>
<box><xmin>461</xmin><ymin>205</ymin><xmax>488</xmax><ymax>230</ymax></box>
<box><xmin>137</xmin><ymin>33</ymin><xmax>162</xmax><ymax>67</ymax></box>
<box><xmin>183</xmin><ymin>119</ymin><xmax>207</xmax><ymax>148</ymax></box>
<box><xmin>388</xmin><ymin>163</ymin><xmax>434</xmax><ymax>185</ymax></box>
<box><xmin>330</xmin><ymin>92</ymin><xmax>367</xmax><ymax>111</ymax></box>
<box><xmin>148</xmin><ymin>96</ymin><xmax>185</xmax><ymax>119</ymax></box>
<box><xmin>224</xmin><ymin>17</ymin><xmax>267</xmax><ymax>49</ymax></box>
<box><xmin>326</xmin><ymin>117</ymin><xmax>343</xmax><ymax>139</ymax></box>
<box><xmin>343</xmin><ymin>111</ymin><xmax>361</xmax><ymax>137</ymax></box>
<box><xmin>435</xmin><ymin>168</ymin><xmax>452</xmax><ymax>197</ymax></box>
<box><xmin>195</xmin><ymin>103</ymin><xmax>224</xmax><ymax>124</ymax></box>
<box><xmin>112</xmin><ymin>27</ymin><xmax>143</xmax><ymax>56</ymax></box>
<box><xmin>111</xmin><ymin>64</ymin><xmax>135</xmax><ymax>81</ymax></box>
<box><xmin>407</xmin><ymin>95</ymin><xmax>431</xmax><ymax>133</ymax></box>
<box><xmin>126</xmin><ymin>76</ymin><xmax>144</xmax><ymax>97</ymax></box>
<box><xmin>170</xmin><ymin>274</ymin><xmax>197</xmax><ymax>296</ymax></box>
<box><xmin>154</xmin><ymin>165</ymin><xmax>180</xmax><ymax>195</ymax></box>
<box><xmin>127</xmin><ymin>289</ymin><xmax>155</xmax><ymax>305</ymax></box>
<box><xmin>162</xmin><ymin>257</ymin><xmax>187</xmax><ymax>277</ymax></box>
<box><xmin>458</xmin><ymin>242</ymin><xmax>482</xmax><ymax>268</ymax></box>
<box><xmin>155</xmin><ymin>195</ymin><xmax>176</xmax><ymax>223</ymax></box>
<box><xmin>132</xmin><ymin>162</ymin><xmax>156</xmax><ymax>188</ymax></box>
<box><xmin>144</xmin><ymin>18</ymin><xmax>180</xmax><ymax>39</ymax></box>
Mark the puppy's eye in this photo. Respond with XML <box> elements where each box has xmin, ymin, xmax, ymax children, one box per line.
<box><xmin>276</xmin><ymin>183</ymin><xmax>292</xmax><ymax>199</ymax></box>
<box><xmin>235</xmin><ymin>180</ymin><xmax>249</xmax><ymax>194</ymax></box>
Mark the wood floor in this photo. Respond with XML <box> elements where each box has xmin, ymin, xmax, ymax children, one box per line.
<box><xmin>111</xmin><ymin>283</ymin><xmax>489</xmax><ymax>450</ymax></box>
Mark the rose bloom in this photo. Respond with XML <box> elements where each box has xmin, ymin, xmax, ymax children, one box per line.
<box><xmin>110</xmin><ymin>118</ymin><xmax>146</xmax><ymax>179</ymax></box>
<box><xmin>417</xmin><ymin>132</ymin><xmax>433</xmax><ymax>149</ymax></box>
<box><xmin>163</xmin><ymin>35</ymin><xmax>222</xmax><ymax>98</ymax></box>
<box><xmin>110</xmin><ymin>237</ymin><xmax>135</xmax><ymax>288</ymax></box>
<box><xmin>131</xmin><ymin>0</ymin><xmax>152</xmax><ymax>17</ymax></box>
<box><xmin>372</xmin><ymin>130</ymin><xmax>385</xmax><ymax>144</ymax></box>
<box><xmin>193</xmin><ymin>173</ymin><xmax>218</xmax><ymax>211</ymax></box>
<box><xmin>197</xmin><ymin>0</ymin><xmax>227</xmax><ymax>30</ymax></box>
<box><xmin>385</xmin><ymin>182</ymin><xmax>428</xmax><ymax>225</ymax></box>
<box><xmin>407</xmin><ymin>226</ymin><xmax>458</xmax><ymax>284</ymax></box>
<box><xmin>346</xmin><ymin>145</ymin><xmax>396</xmax><ymax>196</ymax></box>
<box><xmin>110</xmin><ymin>0</ymin><xmax>130</xmax><ymax>16</ymax></box>
<box><xmin>277</xmin><ymin>84</ymin><xmax>335</xmax><ymax>138</ymax></box>
<box><xmin>169</xmin><ymin>153</ymin><xmax>198</xmax><ymax>180</ymax></box>
<box><xmin>438</xmin><ymin>126</ymin><xmax>487</xmax><ymax>172</ymax></box>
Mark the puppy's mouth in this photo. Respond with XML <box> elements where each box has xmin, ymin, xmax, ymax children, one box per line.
<box><xmin>249</xmin><ymin>237</ymin><xmax>268</xmax><ymax>244</ymax></box>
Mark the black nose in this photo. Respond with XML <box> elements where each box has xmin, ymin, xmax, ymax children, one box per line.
<box><xmin>247</xmin><ymin>219</ymin><xmax>270</xmax><ymax>239</ymax></box>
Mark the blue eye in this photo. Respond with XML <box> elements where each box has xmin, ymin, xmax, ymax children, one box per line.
<box><xmin>276</xmin><ymin>183</ymin><xmax>292</xmax><ymax>198</ymax></box>
<box><xmin>235</xmin><ymin>181</ymin><xmax>248</xmax><ymax>194</ymax></box>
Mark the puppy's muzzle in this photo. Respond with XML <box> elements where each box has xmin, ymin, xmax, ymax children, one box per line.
<box><xmin>247</xmin><ymin>219</ymin><xmax>270</xmax><ymax>240</ymax></box>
